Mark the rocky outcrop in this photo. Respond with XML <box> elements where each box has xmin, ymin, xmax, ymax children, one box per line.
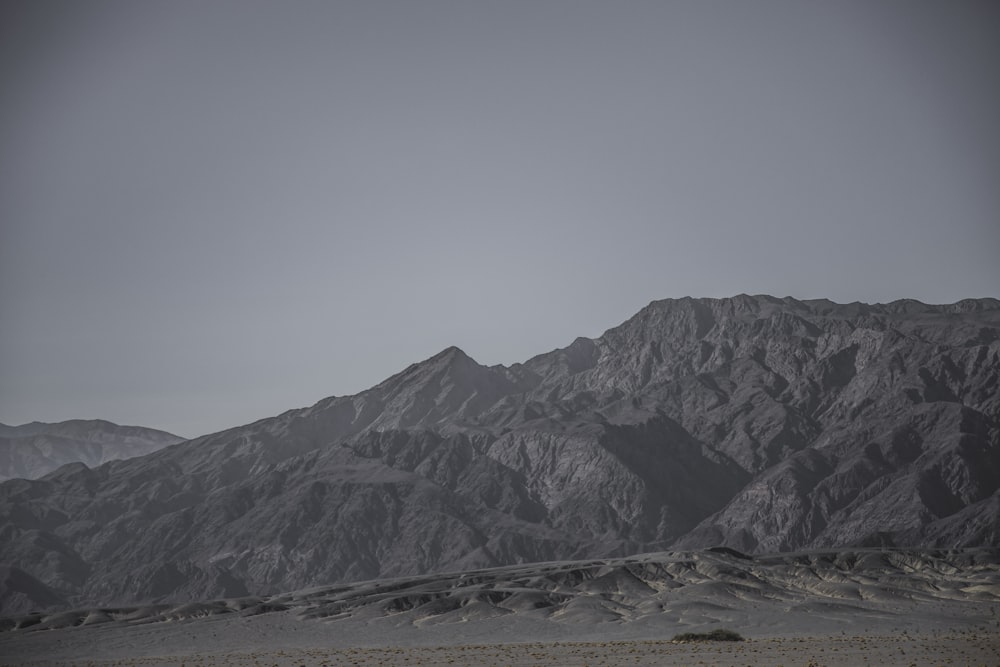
<box><xmin>1</xmin><ymin>295</ymin><xmax>997</xmax><ymax>614</ymax></box>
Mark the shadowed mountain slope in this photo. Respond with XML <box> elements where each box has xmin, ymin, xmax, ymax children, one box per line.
<box><xmin>1</xmin><ymin>295</ymin><xmax>998</xmax><ymax>614</ymax></box>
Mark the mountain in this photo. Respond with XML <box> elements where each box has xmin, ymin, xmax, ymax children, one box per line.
<box><xmin>0</xmin><ymin>420</ymin><xmax>185</xmax><ymax>482</ymax></box>
<box><xmin>1</xmin><ymin>295</ymin><xmax>998</xmax><ymax>615</ymax></box>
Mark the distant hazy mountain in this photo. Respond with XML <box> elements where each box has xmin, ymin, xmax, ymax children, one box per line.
<box><xmin>0</xmin><ymin>420</ymin><xmax>184</xmax><ymax>481</ymax></box>
<box><xmin>1</xmin><ymin>295</ymin><xmax>997</xmax><ymax>615</ymax></box>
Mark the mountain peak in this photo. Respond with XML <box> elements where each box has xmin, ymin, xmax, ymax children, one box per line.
<box><xmin>358</xmin><ymin>344</ymin><xmax>521</xmax><ymax>431</ymax></box>
<box><xmin>431</xmin><ymin>345</ymin><xmax>472</xmax><ymax>362</ymax></box>
<box><xmin>404</xmin><ymin>345</ymin><xmax>480</xmax><ymax>378</ymax></box>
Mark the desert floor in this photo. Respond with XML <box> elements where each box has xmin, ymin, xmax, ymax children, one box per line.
<box><xmin>3</xmin><ymin>633</ymin><xmax>999</xmax><ymax>667</ymax></box>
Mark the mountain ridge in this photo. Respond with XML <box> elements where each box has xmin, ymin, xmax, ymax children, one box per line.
<box><xmin>1</xmin><ymin>294</ymin><xmax>998</xmax><ymax>615</ymax></box>
<box><xmin>0</xmin><ymin>419</ymin><xmax>185</xmax><ymax>482</ymax></box>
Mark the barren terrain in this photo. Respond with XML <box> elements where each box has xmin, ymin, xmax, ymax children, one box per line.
<box><xmin>3</xmin><ymin>548</ymin><xmax>997</xmax><ymax>666</ymax></box>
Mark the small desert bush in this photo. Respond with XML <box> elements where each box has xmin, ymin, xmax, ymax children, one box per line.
<box><xmin>671</xmin><ymin>628</ymin><xmax>744</xmax><ymax>642</ymax></box>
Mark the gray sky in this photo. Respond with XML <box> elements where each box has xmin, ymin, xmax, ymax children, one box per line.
<box><xmin>2</xmin><ymin>0</ymin><xmax>998</xmax><ymax>439</ymax></box>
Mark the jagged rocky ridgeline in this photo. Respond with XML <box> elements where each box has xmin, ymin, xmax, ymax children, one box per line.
<box><xmin>1</xmin><ymin>295</ymin><xmax>998</xmax><ymax>615</ymax></box>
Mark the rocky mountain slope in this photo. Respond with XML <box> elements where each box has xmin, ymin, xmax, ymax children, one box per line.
<box><xmin>0</xmin><ymin>420</ymin><xmax>184</xmax><ymax>482</ymax></box>
<box><xmin>1</xmin><ymin>295</ymin><xmax>998</xmax><ymax>615</ymax></box>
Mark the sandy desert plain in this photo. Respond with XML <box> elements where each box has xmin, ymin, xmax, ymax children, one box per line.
<box><xmin>2</xmin><ymin>548</ymin><xmax>999</xmax><ymax>666</ymax></box>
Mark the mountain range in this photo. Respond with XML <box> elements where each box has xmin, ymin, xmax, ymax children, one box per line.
<box><xmin>1</xmin><ymin>294</ymin><xmax>998</xmax><ymax>616</ymax></box>
<box><xmin>0</xmin><ymin>420</ymin><xmax>184</xmax><ymax>482</ymax></box>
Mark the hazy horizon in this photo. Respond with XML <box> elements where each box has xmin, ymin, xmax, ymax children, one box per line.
<box><xmin>2</xmin><ymin>1</ymin><xmax>998</xmax><ymax>438</ymax></box>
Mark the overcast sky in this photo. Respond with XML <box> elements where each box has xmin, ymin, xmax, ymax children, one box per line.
<box><xmin>2</xmin><ymin>0</ymin><xmax>998</xmax><ymax>438</ymax></box>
